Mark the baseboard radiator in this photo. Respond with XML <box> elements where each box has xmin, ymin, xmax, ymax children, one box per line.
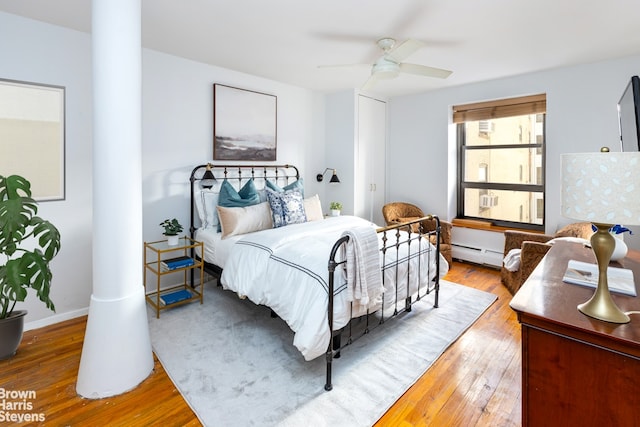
<box><xmin>451</xmin><ymin>226</ymin><xmax>505</xmax><ymax>269</ymax></box>
<box><xmin>451</xmin><ymin>244</ymin><xmax>503</xmax><ymax>268</ymax></box>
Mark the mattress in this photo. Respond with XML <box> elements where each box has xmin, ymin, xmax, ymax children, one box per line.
<box><xmin>194</xmin><ymin>227</ymin><xmax>242</xmax><ymax>268</ymax></box>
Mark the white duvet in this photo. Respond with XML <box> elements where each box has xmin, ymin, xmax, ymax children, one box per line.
<box><xmin>220</xmin><ymin>215</ymin><xmax>448</xmax><ymax>360</ymax></box>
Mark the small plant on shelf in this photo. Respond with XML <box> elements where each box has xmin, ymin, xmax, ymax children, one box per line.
<box><xmin>159</xmin><ymin>218</ymin><xmax>183</xmax><ymax>236</ymax></box>
<box><xmin>160</xmin><ymin>218</ymin><xmax>183</xmax><ymax>246</ymax></box>
<box><xmin>330</xmin><ymin>202</ymin><xmax>342</xmax><ymax>217</ymax></box>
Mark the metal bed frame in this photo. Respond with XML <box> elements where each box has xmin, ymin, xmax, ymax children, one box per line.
<box><xmin>189</xmin><ymin>163</ymin><xmax>441</xmax><ymax>391</ymax></box>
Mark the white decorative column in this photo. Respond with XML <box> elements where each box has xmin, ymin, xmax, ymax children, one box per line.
<box><xmin>76</xmin><ymin>0</ymin><xmax>153</xmax><ymax>398</ymax></box>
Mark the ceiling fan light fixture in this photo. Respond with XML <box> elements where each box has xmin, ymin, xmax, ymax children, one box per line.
<box><xmin>376</xmin><ymin>37</ymin><xmax>396</xmax><ymax>51</ymax></box>
<box><xmin>319</xmin><ymin>36</ymin><xmax>453</xmax><ymax>90</ymax></box>
<box><xmin>372</xmin><ymin>57</ymin><xmax>400</xmax><ymax>79</ymax></box>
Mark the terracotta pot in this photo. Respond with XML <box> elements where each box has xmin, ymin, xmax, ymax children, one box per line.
<box><xmin>0</xmin><ymin>310</ymin><xmax>27</xmax><ymax>360</ymax></box>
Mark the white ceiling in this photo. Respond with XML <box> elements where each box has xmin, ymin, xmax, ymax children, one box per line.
<box><xmin>2</xmin><ymin>0</ymin><xmax>640</xmax><ymax>98</ymax></box>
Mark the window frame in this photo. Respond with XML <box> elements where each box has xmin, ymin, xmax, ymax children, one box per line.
<box><xmin>455</xmin><ymin>97</ymin><xmax>546</xmax><ymax>231</ymax></box>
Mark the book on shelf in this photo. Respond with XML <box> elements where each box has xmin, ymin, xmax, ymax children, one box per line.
<box><xmin>159</xmin><ymin>289</ymin><xmax>193</xmax><ymax>306</ymax></box>
<box><xmin>161</xmin><ymin>261</ymin><xmax>194</xmax><ymax>271</ymax></box>
<box><xmin>162</xmin><ymin>255</ymin><xmax>191</xmax><ymax>264</ymax></box>
<box><xmin>161</xmin><ymin>257</ymin><xmax>193</xmax><ymax>266</ymax></box>
<box><xmin>562</xmin><ymin>259</ymin><xmax>637</xmax><ymax>297</ymax></box>
<box><xmin>161</xmin><ymin>256</ymin><xmax>194</xmax><ymax>271</ymax></box>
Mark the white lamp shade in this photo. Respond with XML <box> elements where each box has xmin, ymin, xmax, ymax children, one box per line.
<box><xmin>561</xmin><ymin>151</ymin><xmax>640</xmax><ymax>225</ymax></box>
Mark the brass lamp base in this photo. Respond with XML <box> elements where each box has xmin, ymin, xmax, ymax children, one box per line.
<box><xmin>578</xmin><ymin>223</ymin><xmax>630</xmax><ymax>324</ymax></box>
<box><xmin>578</xmin><ymin>294</ymin><xmax>631</xmax><ymax>324</ymax></box>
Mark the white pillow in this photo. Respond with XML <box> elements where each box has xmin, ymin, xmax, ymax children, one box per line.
<box><xmin>503</xmin><ymin>248</ymin><xmax>521</xmax><ymax>272</ymax></box>
<box><xmin>194</xmin><ymin>189</ymin><xmax>219</xmax><ymax>229</ymax></box>
<box><xmin>548</xmin><ymin>237</ymin><xmax>591</xmax><ymax>246</ymax></box>
<box><xmin>217</xmin><ymin>202</ymin><xmax>273</xmax><ymax>239</ymax></box>
<box><xmin>304</xmin><ymin>194</ymin><xmax>324</xmax><ymax>221</ymax></box>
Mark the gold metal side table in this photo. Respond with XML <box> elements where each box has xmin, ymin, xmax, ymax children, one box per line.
<box><xmin>144</xmin><ymin>237</ymin><xmax>204</xmax><ymax>318</ymax></box>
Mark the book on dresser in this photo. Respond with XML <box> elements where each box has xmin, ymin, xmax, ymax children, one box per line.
<box><xmin>562</xmin><ymin>259</ymin><xmax>637</xmax><ymax>296</ymax></box>
<box><xmin>161</xmin><ymin>255</ymin><xmax>195</xmax><ymax>271</ymax></box>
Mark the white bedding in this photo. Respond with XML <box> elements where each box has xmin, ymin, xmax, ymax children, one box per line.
<box><xmin>207</xmin><ymin>215</ymin><xmax>448</xmax><ymax>361</ymax></box>
<box><xmin>195</xmin><ymin>227</ymin><xmax>241</xmax><ymax>268</ymax></box>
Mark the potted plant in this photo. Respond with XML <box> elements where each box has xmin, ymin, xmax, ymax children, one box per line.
<box><xmin>0</xmin><ymin>175</ymin><xmax>60</xmax><ymax>359</ymax></box>
<box><xmin>160</xmin><ymin>218</ymin><xmax>183</xmax><ymax>246</ymax></box>
<box><xmin>330</xmin><ymin>201</ymin><xmax>342</xmax><ymax>217</ymax></box>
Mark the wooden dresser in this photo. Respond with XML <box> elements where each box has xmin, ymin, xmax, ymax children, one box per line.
<box><xmin>510</xmin><ymin>241</ymin><xmax>640</xmax><ymax>427</ymax></box>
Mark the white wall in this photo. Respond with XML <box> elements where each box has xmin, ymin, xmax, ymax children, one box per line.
<box><xmin>140</xmin><ymin>50</ymin><xmax>326</xmax><ymax>242</ymax></box>
<box><xmin>0</xmin><ymin>12</ymin><xmax>326</xmax><ymax>329</ymax></box>
<box><xmin>388</xmin><ymin>55</ymin><xmax>640</xmax><ymax>250</ymax></box>
<box><xmin>324</xmin><ymin>90</ymin><xmax>357</xmax><ymax>215</ymax></box>
<box><xmin>0</xmin><ymin>12</ymin><xmax>94</xmax><ymax>327</ymax></box>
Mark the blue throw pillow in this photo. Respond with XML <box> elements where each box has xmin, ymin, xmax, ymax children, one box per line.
<box><xmin>217</xmin><ymin>179</ymin><xmax>260</xmax><ymax>231</ymax></box>
<box><xmin>266</xmin><ymin>188</ymin><xmax>307</xmax><ymax>228</ymax></box>
<box><xmin>266</xmin><ymin>178</ymin><xmax>304</xmax><ymax>198</ymax></box>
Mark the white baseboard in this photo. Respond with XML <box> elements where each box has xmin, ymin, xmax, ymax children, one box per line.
<box><xmin>24</xmin><ymin>307</ymin><xmax>89</xmax><ymax>332</ymax></box>
<box><xmin>23</xmin><ymin>280</ymin><xmax>210</xmax><ymax>332</ymax></box>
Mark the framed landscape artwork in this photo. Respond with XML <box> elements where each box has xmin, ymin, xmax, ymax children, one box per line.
<box><xmin>0</xmin><ymin>79</ymin><xmax>65</xmax><ymax>201</ymax></box>
<box><xmin>213</xmin><ymin>84</ymin><xmax>277</xmax><ymax>161</ymax></box>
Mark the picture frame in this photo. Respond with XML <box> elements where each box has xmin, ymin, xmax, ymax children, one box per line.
<box><xmin>0</xmin><ymin>78</ymin><xmax>65</xmax><ymax>201</ymax></box>
<box><xmin>213</xmin><ymin>84</ymin><xmax>277</xmax><ymax>161</ymax></box>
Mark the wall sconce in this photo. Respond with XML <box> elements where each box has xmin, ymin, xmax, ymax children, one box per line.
<box><xmin>200</xmin><ymin>163</ymin><xmax>216</xmax><ymax>189</ymax></box>
<box><xmin>316</xmin><ymin>168</ymin><xmax>340</xmax><ymax>183</ymax></box>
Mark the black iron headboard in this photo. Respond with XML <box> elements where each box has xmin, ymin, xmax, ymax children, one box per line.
<box><xmin>189</xmin><ymin>163</ymin><xmax>300</xmax><ymax>237</ymax></box>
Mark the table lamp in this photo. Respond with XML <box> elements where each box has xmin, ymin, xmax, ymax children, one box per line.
<box><xmin>561</xmin><ymin>147</ymin><xmax>640</xmax><ymax>323</ymax></box>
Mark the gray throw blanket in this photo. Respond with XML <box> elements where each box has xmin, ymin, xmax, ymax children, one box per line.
<box><xmin>341</xmin><ymin>226</ymin><xmax>384</xmax><ymax>305</ymax></box>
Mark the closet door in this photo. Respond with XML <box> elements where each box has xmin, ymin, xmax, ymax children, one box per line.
<box><xmin>356</xmin><ymin>95</ymin><xmax>386</xmax><ymax>225</ymax></box>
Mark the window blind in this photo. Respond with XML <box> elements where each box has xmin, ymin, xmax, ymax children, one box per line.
<box><xmin>452</xmin><ymin>94</ymin><xmax>546</xmax><ymax>123</ymax></box>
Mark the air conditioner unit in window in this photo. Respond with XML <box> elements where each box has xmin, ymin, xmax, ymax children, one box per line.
<box><xmin>479</xmin><ymin>194</ymin><xmax>498</xmax><ymax>208</ymax></box>
<box><xmin>478</xmin><ymin>120</ymin><xmax>493</xmax><ymax>133</ymax></box>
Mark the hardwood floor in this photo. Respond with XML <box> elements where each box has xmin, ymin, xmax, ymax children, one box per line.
<box><xmin>376</xmin><ymin>262</ymin><xmax>522</xmax><ymax>427</ymax></box>
<box><xmin>0</xmin><ymin>261</ymin><xmax>521</xmax><ymax>426</ymax></box>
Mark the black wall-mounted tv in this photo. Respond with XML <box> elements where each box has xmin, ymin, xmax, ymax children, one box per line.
<box><xmin>618</xmin><ymin>75</ymin><xmax>640</xmax><ymax>152</ymax></box>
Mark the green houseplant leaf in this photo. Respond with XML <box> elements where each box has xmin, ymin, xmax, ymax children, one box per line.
<box><xmin>0</xmin><ymin>175</ymin><xmax>60</xmax><ymax>319</ymax></box>
<box><xmin>160</xmin><ymin>218</ymin><xmax>183</xmax><ymax>236</ymax></box>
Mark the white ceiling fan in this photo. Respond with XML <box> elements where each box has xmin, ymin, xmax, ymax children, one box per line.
<box><xmin>321</xmin><ymin>37</ymin><xmax>452</xmax><ymax>91</ymax></box>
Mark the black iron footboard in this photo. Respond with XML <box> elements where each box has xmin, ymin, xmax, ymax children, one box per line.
<box><xmin>324</xmin><ymin>216</ymin><xmax>441</xmax><ymax>391</ymax></box>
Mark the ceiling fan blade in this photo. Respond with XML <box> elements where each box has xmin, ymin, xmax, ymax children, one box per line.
<box><xmin>361</xmin><ymin>74</ymin><xmax>379</xmax><ymax>91</ymax></box>
<box><xmin>400</xmin><ymin>63</ymin><xmax>452</xmax><ymax>79</ymax></box>
<box><xmin>386</xmin><ymin>38</ymin><xmax>425</xmax><ymax>62</ymax></box>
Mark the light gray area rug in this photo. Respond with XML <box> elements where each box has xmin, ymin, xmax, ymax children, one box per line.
<box><xmin>147</xmin><ymin>280</ymin><xmax>497</xmax><ymax>427</ymax></box>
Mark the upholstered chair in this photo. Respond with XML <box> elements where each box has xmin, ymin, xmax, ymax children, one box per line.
<box><xmin>501</xmin><ymin>222</ymin><xmax>594</xmax><ymax>295</ymax></box>
<box><xmin>381</xmin><ymin>202</ymin><xmax>453</xmax><ymax>266</ymax></box>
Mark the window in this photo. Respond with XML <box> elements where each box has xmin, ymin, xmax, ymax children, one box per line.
<box><xmin>453</xmin><ymin>94</ymin><xmax>546</xmax><ymax>230</ymax></box>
